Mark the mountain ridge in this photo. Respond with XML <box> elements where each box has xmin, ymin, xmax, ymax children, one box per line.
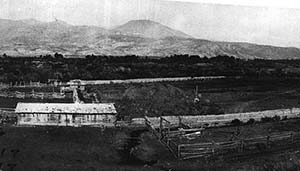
<box><xmin>0</xmin><ymin>18</ymin><xmax>300</xmax><ymax>59</ymax></box>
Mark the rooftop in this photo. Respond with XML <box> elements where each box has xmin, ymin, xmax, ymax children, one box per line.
<box><xmin>15</xmin><ymin>103</ymin><xmax>117</xmax><ymax>114</ymax></box>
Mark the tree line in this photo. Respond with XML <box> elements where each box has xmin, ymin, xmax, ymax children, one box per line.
<box><xmin>1</xmin><ymin>53</ymin><xmax>300</xmax><ymax>84</ymax></box>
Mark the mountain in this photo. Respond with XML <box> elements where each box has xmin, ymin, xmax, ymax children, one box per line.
<box><xmin>1</xmin><ymin>18</ymin><xmax>300</xmax><ymax>59</ymax></box>
<box><xmin>113</xmin><ymin>20</ymin><xmax>192</xmax><ymax>39</ymax></box>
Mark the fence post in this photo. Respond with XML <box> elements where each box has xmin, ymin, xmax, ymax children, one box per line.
<box><xmin>160</xmin><ymin>116</ymin><xmax>163</xmax><ymax>140</ymax></box>
<box><xmin>167</xmin><ymin>122</ymin><xmax>170</xmax><ymax>142</ymax></box>
<box><xmin>178</xmin><ymin>116</ymin><xmax>182</xmax><ymax>127</ymax></box>
<box><xmin>239</xmin><ymin>139</ymin><xmax>244</xmax><ymax>152</ymax></box>
<box><xmin>266</xmin><ymin>135</ymin><xmax>270</xmax><ymax>150</ymax></box>
<box><xmin>177</xmin><ymin>145</ymin><xmax>181</xmax><ymax>159</ymax></box>
<box><xmin>212</xmin><ymin>141</ymin><xmax>215</xmax><ymax>156</ymax></box>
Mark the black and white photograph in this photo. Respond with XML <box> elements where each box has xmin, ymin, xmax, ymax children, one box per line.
<box><xmin>1</xmin><ymin>0</ymin><xmax>300</xmax><ymax>170</ymax></box>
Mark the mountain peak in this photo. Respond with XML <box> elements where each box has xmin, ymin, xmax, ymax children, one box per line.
<box><xmin>114</xmin><ymin>19</ymin><xmax>192</xmax><ymax>39</ymax></box>
<box><xmin>126</xmin><ymin>19</ymin><xmax>159</xmax><ymax>25</ymax></box>
<box><xmin>48</xmin><ymin>19</ymin><xmax>70</xmax><ymax>26</ymax></box>
<box><xmin>19</xmin><ymin>18</ymin><xmax>42</xmax><ymax>25</ymax></box>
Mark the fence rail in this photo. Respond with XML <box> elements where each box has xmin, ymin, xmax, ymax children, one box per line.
<box><xmin>179</xmin><ymin>131</ymin><xmax>300</xmax><ymax>160</ymax></box>
<box><xmin>144</xmin><ymin>115</ymin><xmax>300</xmax><ymax>160</ymax></box>
<box><xmin>145</xmin><ymin>116</ymin><xmax>179</xmax><ymax>158</ymax></box>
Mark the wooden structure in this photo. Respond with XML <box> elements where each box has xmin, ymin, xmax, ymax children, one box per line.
<box><xmin>15</xmin><ymin>103</ymin><xmax>117</xmax><ymax>127</ymax></box>
<box><xmin>145</xmin><ymin>116</ymin><xmax>300</xmax><ymax>160</ymax></box>
<box><xmin>177</xmin><ymin>131</ymin><xmax>299</xmax><ymax>160</ymax></box>
<box><xmin>145</xmin><ymin>116</ymin><xmax>180</xmax><ymax>158</ymax></box>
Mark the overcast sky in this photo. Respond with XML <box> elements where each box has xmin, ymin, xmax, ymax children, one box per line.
<box><xmin>1</xmin><ymin>0</ymin><xmax>300</xmax><ymax>47</ymax></box>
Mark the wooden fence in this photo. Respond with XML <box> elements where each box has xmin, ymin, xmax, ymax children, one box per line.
<box><xmin>178</xmin><ymin>131</ymin><xmax>300</xmax><ymax>160</ymax></box>
<box><xmin>144</xmin><ymin>116</ymin><xmax>300</xmax><ymax>160</ymax></box>
<box><xmin>145</xmin><ymin>116</ymin><xmax>179</xmax><ymax>158</ymax></box>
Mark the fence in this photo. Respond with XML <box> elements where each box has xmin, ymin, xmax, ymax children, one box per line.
<box><xmin>179</xmin><ymin>131</ymin><xmax>300</xmax><ymax>160</ymax></box>
<box><xmin>145</xmin><ymin>116</ymin><xmax>179</xmax><ymax>158</ymax></box>
<box><xmin>144</xmin><ymin>116</ymin><xmax>300</xmax><ymax>160</ymax></box>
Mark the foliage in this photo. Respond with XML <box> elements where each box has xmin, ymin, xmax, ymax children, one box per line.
<box><xmin>246</xmin><ymin>118</ymin><xmax>255</xmax><ymax>125</ymax></box>
<box><xmin>231</xmin><ymin>119</ymin><xmax>242</xmax><ymax>126</ymax></box>
<box><xmin>1</xmin><ymin>53</ymin><xmax>300</xmax><ymax>84</ymax></box>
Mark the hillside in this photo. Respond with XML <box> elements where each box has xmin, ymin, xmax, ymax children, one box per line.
<box><xmin>1</xmin><ymin>18</ymin><xmax>300</xmax><ymax>59</ymax></box>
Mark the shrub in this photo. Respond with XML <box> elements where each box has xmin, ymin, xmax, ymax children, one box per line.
<box><xmin>261</xmin><ymin>116</ymin><xmax>281</xmax><ymax>123</ymax></box>
<box><xmin>261</xmin><ymin>117</ymin><xmax>273</xmax><ymax>123</ymax></box>
<box><xmin>246</xmin><ymin>118</ymin><xmax>255</xmax><ymax>125</ymax></box>
<box><xmin>204</xmin><ymin>123</ymin><xmax>209</xmax><ymax>127</ymax></box>
<box><xmin>231</xmin><ymin>119</ymin><xmax>242</xmax><ymax>126</ymax></box>
<box><xmin>273</xmin><ymin>115</ymin><xmax>281</xmax><ymax>121</ymax></box>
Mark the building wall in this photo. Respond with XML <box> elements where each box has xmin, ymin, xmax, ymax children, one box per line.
<box><xmin>17</xmin><ymin>113</ymin><xmax>116</xmax><ymax>127</ymax></box>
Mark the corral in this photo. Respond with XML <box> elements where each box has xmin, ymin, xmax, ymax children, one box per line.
<box><xmin>144</xmin><ymin>116</ymin><xmax>300</xmax><ymax>160</ymax></box>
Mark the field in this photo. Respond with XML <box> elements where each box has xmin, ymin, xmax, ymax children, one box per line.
<box><xmin>2</xmin><ymin>77</ymin><xmax>300</xmax><ymax>117</ymax></box>
<box><xmin>93</xmin><ymin>77</ymin><xmax>300</xmax><ymax>118</ymax></box>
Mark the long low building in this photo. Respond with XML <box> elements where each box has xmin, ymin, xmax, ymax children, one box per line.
<box><xmin>15</xmin><ymin>103</ymin><xmax>117</xmax><ymax>127</ymax></box>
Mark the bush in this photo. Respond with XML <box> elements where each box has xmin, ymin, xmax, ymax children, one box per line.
<box><xmin>261</xmin><ymin>117</ymin><xmax>273</xmax><ymax>123</ymax></box>
<box><xmin>261</xmin><ymin>115</ymin><xmax>281</xmax><ymax>123</ymax></box>
<box><xmin>273</xmin><ymin>115</ymin><xmax>281</xmax><ymax>121</ymax></box>
<box><xmin>231</xmin><ymin>119</ymin><xmax>242</xmax><ymax>126</ymax></box>
<box><xmin>246</xmin><ymin>118</ymin><xmax>255</xmax><ymax>125</ymax></box>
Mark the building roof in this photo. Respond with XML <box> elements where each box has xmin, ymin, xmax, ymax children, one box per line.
<box><xmin>15</xmin><ymin>103</ymin><xmax>117</xmax><ymax>114</ymax></box>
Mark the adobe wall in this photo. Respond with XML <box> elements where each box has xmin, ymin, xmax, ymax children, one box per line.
<box><xmin>132</xmin><ymin>108</ymin><xmax>300</xmax><ymax>128</ymax></box>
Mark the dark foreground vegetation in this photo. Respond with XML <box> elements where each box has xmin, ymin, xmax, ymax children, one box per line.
<box><xmin>2</xmin><ymin>120</ymin><xmax>300</xmax><ymax>171</ymax></box>
<box><xmin>2</xmin><ymin>53</ymin><xmax>300</xmax><ymax>83</ymax></box>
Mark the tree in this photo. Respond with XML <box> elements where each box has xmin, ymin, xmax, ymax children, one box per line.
<box><xmin>54</xmin><ymin>53</ymin><xmax>64</xmax><ymax>59</ymax></box>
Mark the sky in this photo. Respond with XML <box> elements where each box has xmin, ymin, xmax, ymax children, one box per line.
<box><xmin>1</xmin><ymin>0</ymin><xmax>300</xmax><ymax>47</ymax></box>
